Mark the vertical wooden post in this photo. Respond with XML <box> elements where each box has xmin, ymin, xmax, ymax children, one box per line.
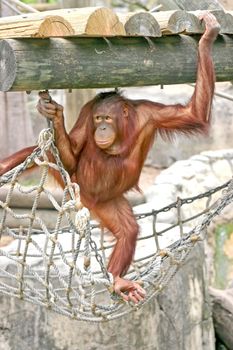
<box><xmin>0</xmin><ymin>1</ymin><xmax>34</xmax><ymax>159</ymax></box>
<box><xmin>59</xmin><ymin>0</ymin><xmax>96</xmax><ymax>132</ymax></box>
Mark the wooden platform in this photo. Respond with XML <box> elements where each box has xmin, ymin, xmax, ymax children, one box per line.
<box><xmin>0</xmin><ymin>7</ymin><xmax>232</xmax><ymax>38</ymax></box>
<box><xmin>0</xmin><ymin>7</ymin><xmax>233</xmax><ymax>91</ymax></box>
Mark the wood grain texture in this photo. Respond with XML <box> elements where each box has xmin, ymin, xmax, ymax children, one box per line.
<box><xmin>0</xmin><ymin>34</ymin><xmax>233</xmax><ymax>91</ymax></box>
<box><xmin>0</xmin><ymin>7</ymin><xmax>125</xmax><ymax>38</ymax></box>
<box><xmin>118</xmin><ymin>12</ymin><xmax>161</xmax><ymax>37</ymax></box>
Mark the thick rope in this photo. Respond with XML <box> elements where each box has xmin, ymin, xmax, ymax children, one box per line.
<box><xmin>0</xmin><ymin>129</ymin><xmax>233</xmax><ymax>322</ymax></box>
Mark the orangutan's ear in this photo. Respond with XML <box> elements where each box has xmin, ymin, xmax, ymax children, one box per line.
<box><xmin>123</xmin><ymin>104</ymin><xmax>129</xmax><ymax>118</ymax></box>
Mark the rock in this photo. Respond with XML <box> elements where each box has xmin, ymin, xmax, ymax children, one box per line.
<box><xmin>209</xmin><ymin>287</ymin><xmax>233</xmax><ymax>350</ymax></box>
<box><xmin>145</xmin><ymin>183</ymin><xmax>177</xmax><ymax>203</ymax></box>
<box><xmin>0</xmin><ymin>244</ymin><xmax>214</xmax><ymax>350</ymax></box>
<box><xmin>134</xmin><ymin>201</ymin><xmax>177</xmax><ymax>224</ymax></box>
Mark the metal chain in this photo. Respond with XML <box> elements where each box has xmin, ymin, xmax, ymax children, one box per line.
<box><xmin>135</xmin><ymin>179</ymin><xmax>231</xmax><ymax>220</ymax></box>
<box><xmin>89</xmin><ymin>232</ymin><xmax>111</xmax><ymax>281</ymax></box>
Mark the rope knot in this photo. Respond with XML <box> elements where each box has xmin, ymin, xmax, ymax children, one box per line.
<box><xmin>75</xmin><ymin>208</ymin><xmax>91</xmax><ymax>233</ymax></box>
<box><xmin>37</xmin><ymin>128</ymin><xmax>54</xmax><ymax>152</ymax></box>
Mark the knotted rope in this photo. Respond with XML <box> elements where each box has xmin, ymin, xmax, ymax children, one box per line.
<box><xmin>0</xmin><ymin>128</ymin><xmax>233</xmax><ymax>322</ymax></box>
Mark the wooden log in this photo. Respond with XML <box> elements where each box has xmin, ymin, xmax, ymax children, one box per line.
<box><xmin>0</xmin><ymin>207</ymin><xmax>64</xmax><ymax>230</ymax></box>
<box><xmin>180</xmin><ymin>0</ymin><xmax>224</xmax><ymax>10</ymax></box>
<box><xmin>14</xmin><ymin>15</ymin><xmax>74</xmax><ymax>38</ymax></box>
<box><xmin>0</xmin><ymin>11</ymin><xmax>74</xmax><ymax>38</ymax></box>
<box><xmin>158</xmin><ymin>0</ymin><xmax>224</xmax><ymax>11</ymax></box>
<box><xmin>188</xmin><ymin>10</ymin><xmax>233</xmax><ymax>35</ymax></box>
<box><xmin>118</xmin><ymin>12</ymin><xmax>161</xmax><ymax>37</ymax></box>
<box><xmin>153</xmin><ymin>10</ymin><xmax>233</xmax><ymax>35</ymax></box>
<box><xmin>213</xmin><ymin>10</ymin><xmax>233</xmax><ymax>34</ymax></box>
<box><xmin>32</xmin><ymin>3</ymin><xmax>60</xmax><ymax>12</ymax></box>
<box><xmin>153</xmin><ymin>10</ymin><xmax>182</xmax><ymax>34</ymax></box>
<box><xmin>209</xmin><ymin>287</ymin><xmax>233</xmax><ymax>349</ymax></box>
<box><xmin>0</xmin><ymin>185</ymin><xmax>144</xmax><ymax>210</ymax></box>
<box><xmin>0</xmin><ymin>186</ymin><xmax>63</xmax><ymax>209</ymax></box>
<box><xmin>0</xmin><ymin>34</ymin><xmax>233</xmax><ymax>92</ymax></box>
<box><xmin>157</xmin><ymin>0</ymin><xmax>180</xmax><ymax>11</ymax></box>
<box><xmin>152</xmin><ymin>10</ymin><xmax>204</xmax><ymax>34</ymax></box>
<box><xmin>0</xmin><ymin>7</ymin><xmax>125</xmax><ymax>38</ymax></box>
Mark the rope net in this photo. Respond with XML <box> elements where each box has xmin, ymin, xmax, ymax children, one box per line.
<box><xmin>0</xmin><ymin>128</ymin><xmax>233</xmax><ymax>322</ymax></box>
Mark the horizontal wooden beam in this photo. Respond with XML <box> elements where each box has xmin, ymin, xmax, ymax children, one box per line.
<box><xmin>0</xmin><ymin>35</ymin><xmax>233</xmax><ymax>92</ymax></box>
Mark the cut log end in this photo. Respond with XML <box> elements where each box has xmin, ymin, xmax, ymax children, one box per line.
<box><xmin>168</xmin><ymin>11</ymin><xmax>204</xmax><ymax>34</ymax></box>
<box><xmin>0</xmin><ymin>40</ymin><xmax>16</xmax><ymax>92</ymax></box>
<box><xmin>36</xmin><ymin>16</ymin><xmax>74</xmax><ymax>38</ymax></box>
<box><xmin>124</xmin><ymin>13</ymin><xmax>161</xmax><ymax>37</ymax></box>
<box><xmin>86</xmin><ymin>8</ymin><xmax>125</xmax><ymax>36</ymax></box>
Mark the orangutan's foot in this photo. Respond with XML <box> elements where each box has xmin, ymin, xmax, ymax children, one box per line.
<box><xmin>114</xmin><ymin>276</ymin><xmax>146</xmax><ymax>304</ymax></box>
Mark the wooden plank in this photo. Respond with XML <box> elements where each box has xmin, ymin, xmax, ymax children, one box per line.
<box><xmin>118</xmin><ymin>12</ymin><xmax>161</xmax><ymax>37</ymax></box>
<box><xmin>0</xmin><ymin>34</ymin><xmax>233</xmax><ymax>92</ymax></box>
<box><xmin>0</xmin><ymin>7</ymin><xmax>125</xmax><ymax>38</ymax></box>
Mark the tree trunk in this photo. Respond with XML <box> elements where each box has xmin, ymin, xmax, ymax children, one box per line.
<box><xmin>0</xmin><ymin>93</ymin><xmax>34</xmax><ymax>158</ymax></box>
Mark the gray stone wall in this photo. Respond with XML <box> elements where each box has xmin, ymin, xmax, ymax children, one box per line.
<box><xmin>0</xmin><ymin>243</ymin><xmax>214</xmax><ymax>350</ymax></box>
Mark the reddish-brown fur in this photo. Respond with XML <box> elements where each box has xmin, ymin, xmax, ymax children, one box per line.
<box><xmin>0</xmin><ymin>13</ymin><xmax>220</xmax><ymax>302</ymax></box>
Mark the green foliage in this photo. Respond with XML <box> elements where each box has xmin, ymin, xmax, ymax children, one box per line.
<box><xmin>214</xmin><ymin>223</ymin><xmax>233</xmax><ymax>289</ymax></box>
